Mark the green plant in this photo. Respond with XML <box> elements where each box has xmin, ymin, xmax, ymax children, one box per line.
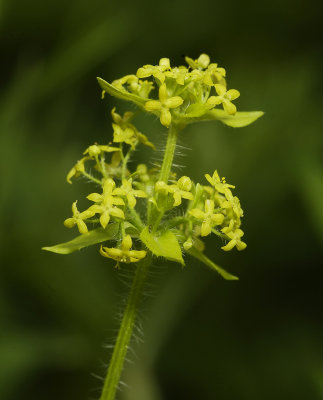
<box><xmin>43</xmin><ymin>53</ymin><xmax>263</xmax><ymax>400</ymax></box>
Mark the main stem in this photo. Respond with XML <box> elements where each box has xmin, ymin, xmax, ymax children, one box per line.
<box><xmin>100</xmin><ymin>124</ymin><xmax>179</xmax><ymax>400</ymax></box>
<box><xmin>99</xmin><ymin>253</ymin><xmax>152</xmax><ymax>400</ymax></box>
<box><xmin>159</xmin><ymin>124</ymin><xmax>178</xmax><ymax>183</ymax></box>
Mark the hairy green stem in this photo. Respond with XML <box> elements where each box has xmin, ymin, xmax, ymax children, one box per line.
<box><xmin>81</xmin><ymin>171</ymin><xmax>102</xmax><ymax>185</ymax></box>
<box><xmin>99</xmin><ymin>252</ymin><xmax>152</xmax><ymax>400</ymax></box>
<box><xmin>159</xmin><ymin>124</ymin><xmax>178</xmax><ymax>183</ymax></box>
<box><xmin>149</xmin><ymin>124</ymin><xmax>179</xmax><ymax>229</ymax></box>
<box><xmin>100</xmin><ymin>124</ymin><xmax>180</xmax><ymax>400</ymax></box>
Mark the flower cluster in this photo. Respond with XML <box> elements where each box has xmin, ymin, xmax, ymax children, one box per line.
<box><xmin>99</xmin><ymin>53</ymin><xmax>241</xmax><ymax>128</ymax></box>
<box><xmin>62</xmin><ymin>112</ymin><xmax>246</xmax><ymax>267</ymax></box>
<box><xmin>45</xmin><ymin>54</ymin><xmax>263</xmax><ymax>279</ymax></box>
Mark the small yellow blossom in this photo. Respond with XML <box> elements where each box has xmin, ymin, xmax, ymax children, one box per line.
<box><xmin>221</xmin><ymin>194</ymin><xmax>244</xmax><ymax>220</ymax></box>
<box><xmin>189</xmin><ymin>199</ymin><xmax>224</xmax><ymax>236</ymax></box>
<box><xmin>137</xmin><ymin>58</ymin><xmax>171</xmax><ymax>83</ymax></box>
<box><xmin>155</xmin><ymin>176</ymin><xmax>193</xmax><ymax>207</ymax></box>
<box><xmin>112</xmin><ymin>123</ymin><xmax>136</xmax><ymax>148</ymax></box>
<box><xmin>66</xmin><ymin>157</ymin><xmax>90</xmax><ymax>184</ymax></box>
<box><xmin>113</xmin><ymin>178</ymin><xmax>147</xmax><ymax>208</ymax></box>
<box><xmin>87</xmin><ymin>179</ymin><xmax>125</xmax><ymax>228</ymax></box>
<box><xmin>221</xmin><ymin>227</ymin><xmax>247</xmax><ymax>251</ymax></box>
<box><xmin>204</xmin><ymin>63</ymin><xmax>226</xmax><ymax>85</ymax></box>
<box><xmin>127</xmin><ymin>77</ymin><xmax>154</xmax><ymax>98</ymax></box>
<box><xmin>205</xmin><ymin>170</ymin><xmax>235</xmax><ymax>197</ymax></box>
<box><xmin>111</xmin><ymin>108</ymin><xmax>155</xmax><ymax>149</ymax></box>
<box><xmin>207</xmin><ymin>84</ymin><xmax>240</xmax><ymax>115</ymax></box>
<box><xmin>100</xmin><ymin>235</ymin><xmax>147</xmax><ymax>264</ymax></box>
<box><xmin>64</xmin><ymin>201</ymin><xmax>95</xmax><ymax>234</ymax></box>
<box><xmin>165</xmin><ymin>66</ymin><xmax>189</xmax><ymax>85</ymax></box>
<box><xmin>185</xmin><ymin>54</ymin><xmax>210</xmax><ymax>70</ymax></box>
<box><xmin>145</xmin><ymin>84</ymin><xmax>184</xmax><ymax>127</ymax></box>
<box><xmin>111</xmin><ymin>74</ymin><xmax>138</xmax><ymax>91</ymax></box>
<box><xmin>83</xmin><ymin>144</ymin><xmax>120</xmax><ymax>158</ymax></box>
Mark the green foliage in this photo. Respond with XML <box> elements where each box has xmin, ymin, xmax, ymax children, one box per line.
<box><xmin>140</xmin><ymin>227</ymin><xmax>184</xmax><ymax>265</ymax></box>
<box><xmin>42</xmin><ymin>225</ymin><xmax>119</xmax><ymax>254</ymax></box>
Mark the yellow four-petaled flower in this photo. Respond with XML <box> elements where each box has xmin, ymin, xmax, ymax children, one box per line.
<box><xmin>100</xmin><ymin>235</ymin><xmax>147</xmax><ymax>265</ymax></box>
<box><xmin>189</xmin><ymin>199</ymin><xmax>224</xmax><ymax>236</ymax></box>
<box><xmin>64</xmin><ymin>201</ymin><xmax>95</xmax><ymax>234</ymax></box>
<box><xmin>144</xmin><ymin>84</ymin><xmax>183</xmax><ymax>127</ymax></box>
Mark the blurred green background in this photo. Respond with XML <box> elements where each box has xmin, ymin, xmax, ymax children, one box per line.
<box><xmin>1</xmin><ymin>0</ymin><xmax>322</xmax><ymax>399</ymax></box>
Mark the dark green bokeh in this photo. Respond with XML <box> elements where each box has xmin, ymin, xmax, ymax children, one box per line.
<box><xmin>1</xmin><ymin>0</ymin><xmax>322</xmax><ymax>399</ymax></box>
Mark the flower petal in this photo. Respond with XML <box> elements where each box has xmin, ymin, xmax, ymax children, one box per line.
<box><xmin>145</xmin><ymin>100</ymin><xmax>162</xmax><ymax>111</ymax></box>
<box><xmin>214</xmin><ymin>84</ymin><xmax>226</xmax><ymax>96</ymax></box>
<box><xmin>100</xmin><ymin>212</ymin><xmax>111</xmax><ymax>228</ymax></box>
<box><xmin>201</xmin><ymin>221</ymin><xmax>212</xmax><ymax>236</ymax></box>
<box><xmin>223</xmin><ymin>100</ymin><xmax>237</xmax><ymax>115</ymax></box>
<box><xmin>160</xmin><ymin>108</ymin><xmax>171</xmax><ymax>127</ymax></box>
<box><xmin>165</xmin><ymin>96</ymin><xmax>184</xmax><ymax>109</ymax></box>
<box><xmin>189</xmin><ymin>209</ymin><xmax>205</xmax><ymax>220</ymax></box>
<box><xmin>226</xmin><ymin>89</ymin><xmax>240</xmax><ymax>101</ymax></box>
<box><xmin>76</xmin><ymin>220</ymin><xmax>88</xmax><ymax>234</ymax></box>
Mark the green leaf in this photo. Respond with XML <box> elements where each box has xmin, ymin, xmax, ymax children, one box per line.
<box><xmin>97</xmin><ymin>77</ymin><xmax>148</xmax><ymax>108</ymax></box>
<box><xmin>42</xmin><ymin>224</ymin><xmax>119</xmax><ymax>254</ymax></box>
<box><xmin>202</xmin><ymin>109</ymin><xmax>264</xmax><ymax>127</ymax></box>
<box><xmin>188</xmin><ymin>247</ymin><xmax>238</xmax><ymax>280</ymax></box>
<box><xmin>140</xmin><ymin>227</ymin><xmax>184</xmax><ymax>265</ymax></box>
<box><xmin>183</xmin><ymin>103</ymin><xmax>214</xmax><ymax>118</ymax></box>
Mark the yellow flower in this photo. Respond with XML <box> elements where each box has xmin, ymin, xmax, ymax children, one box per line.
<box><xmin>157</xmin><ymin>176</ymin><xmax>194</xmax><ymax>206</ymax></box>
<box><xmin>112</xmin><ymin>123</ymin><xmax>136</xmax><ymax>148</ymax></box>
<box><xmin>100</xmin><ymin>235</ymin><xmax>147</xmax><ymax>264</ymax></box>
<box><xmin>111</xmin><ymin>108</ymin><xmax>155</xmax><ymax>149</ymax></box>
<box><xmin>221</xmin><ymin>227</ymin><xmax>247</xmax><ymax>251</ymax></box>
<box><xmin>136</xmin><ymin>58</ymin><xmax>171</xmax><ymax>83</ymax></box>
<box><xmin>113</xmin><ymin>178</ymin><xmax>147</xmax><ymax>208</ymax></box>
<box><xmin>221</xmin><ymin>195</ymin><xmax>244</xmax><ymax>220</ymax></box>
<box><xmin>66</xmin><ymin>157</ymin><xmax>90</xmax><ymax>184</ymax></box>
<box><xmin>64</xmin><ymin>201</ymin><xmax>95</xmax><ymax>234</ymax></box>
<box><xmin>207</xmin><ymin>84</ymin><xmax>240</xmax><ymax>115</ymax></box>
<box><xmin>165</xmin><ymin>66</ymin><xmax>189</xmax><ymax>85</ymax></box>
<box><xmin>189</xmin><ymin>199</ymin><xmax>224</xmax><ymax>236</ymax></box>
<box><xmin>204</xmin><ymin>63</ymin><xmax>226</xmax><ymax>85</ymax></box>
<box><xmin>205</xmin><ymin>170</ymin><xmax>235</xmax><ymax>197</ymax></box>
<box><xmin>83</xmin><ymin>144</ymin><xmax>120</xmax><ymax>158</ymax></box>
<box><xmin>185</xmin><ymin>54</ymin><xmax>210</xmax><ymax>70</ymax></box>
<box><xmin>87</xmin><ymin>179</ymin><xmax>125</xmax><ymax>228</ymax></box>
<box><xmin>111</xmin><ymin>74</ymin><xmax>138</xmax><ymax>91</ymax></box>
<box><xmin>145</xmin><ymin>84</ymin><xmax>183</xmax><ymax>127</ymax></box>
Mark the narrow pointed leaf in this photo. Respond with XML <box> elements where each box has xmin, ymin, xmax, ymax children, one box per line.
<box><xmin>42</xmin><ymin>224</ymin><xmax>119</xmax><ymax>254</ymax></box>
<box><xmin>202</xmin><ymin>109</ymin><xmax>264</xmax><ymax>127</ymax></box>
<box><xmin>188</xmin><ymin>247</ymin><xmax>238</xmax><ymax>280</ymax></box>
<box><xmin>97</xmin><ymin>77</ymin><xmax>148</xmax><ymax>108</ymax></box>
<box><xmin>140</xmin><ymin>227</ymin><xmax>184</xmax><ymax>265</ymax></box>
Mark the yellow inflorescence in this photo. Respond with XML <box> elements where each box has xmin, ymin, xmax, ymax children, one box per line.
<box><xmin>106</xmin><ymin>54</ymin><xmax>241</xmax><ymax>128</ymax></box>
<box><xmin>61</xmin><ymin>55</ymin><xmax>251</xmax><ymax>268</ymax></box>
